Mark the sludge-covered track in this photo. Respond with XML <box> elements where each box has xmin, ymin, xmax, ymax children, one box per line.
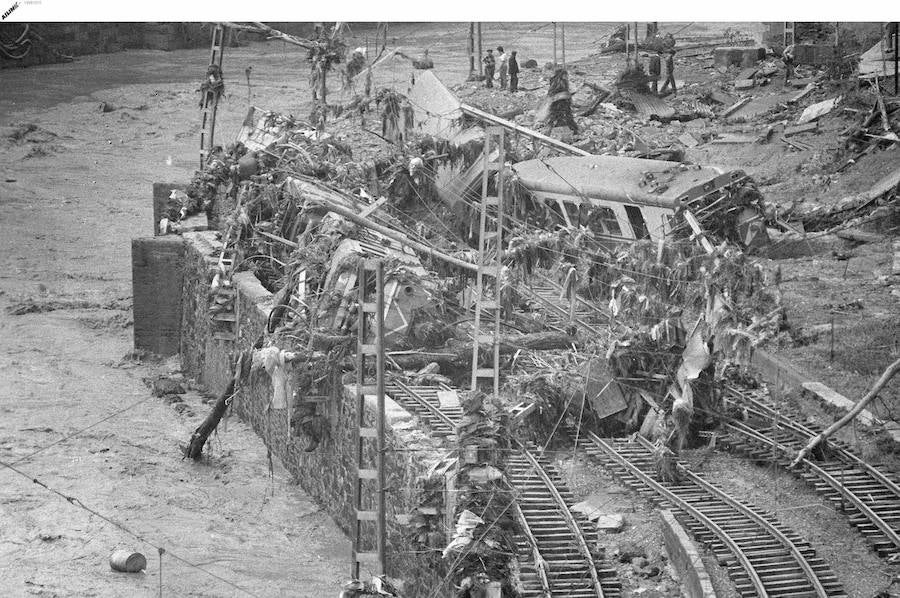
<box><xmin>381</xmin><ymin>381</ymin><xmax>619</xmax><ymax>596</ymax></box>
<box><xmin>580</xmin><ymin>431</ymin><xmax>847</xmax><ymax>598</ymax></box>
<box><xmin>509</xmin><ymin>444</ymin><xmax>620</xmax><ymax>598</ymax></box>
<box><xmin>720</xmin><ymin>384</ymin><xmax>900</xmax><ymax>559</ymax></box>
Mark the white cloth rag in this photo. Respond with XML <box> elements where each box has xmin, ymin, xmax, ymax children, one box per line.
<box><xmin>253</xmin><ymin>347</ymin><xmax>290</xmax><ymax>409</ymax></box>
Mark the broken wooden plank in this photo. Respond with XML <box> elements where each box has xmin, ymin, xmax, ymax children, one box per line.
<box><xmin>784</xmin><ymin>122</ymin><xmax>819</xmax><ymax>137</ymax></box>
<box><xmin>711</xmin><ymin>134</ymin><xmax>757</xmax><ymax>144</ymax></box>
<box><xmin>781</xmin><ymin>136</ymin><xmax>811</xmax><ymax>151</ymax></box>
<box><xmin>788</xmin><ymin>83</ymin><xmax>817</xmax><ymax>104</ymax></box>
<box><xmin>684</xmin><ymin>209</ymin><xmax>715</xmax><ymax>254</ymax></box>
<box><xmin>720</xmin><ymin>97</ymin><xmax>751</xmax><ymax>118</ymax></box>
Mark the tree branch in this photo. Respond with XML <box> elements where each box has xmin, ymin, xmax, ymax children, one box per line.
<box><xmin>790</xmin><ymin>357</ymin><xmax>900</xmax><ymax>468</ymax></box>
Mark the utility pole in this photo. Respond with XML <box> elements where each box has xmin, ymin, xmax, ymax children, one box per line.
<box><xmin>634</xmin><ymin>21</ymin><xmax>640</xmax><ymax>65</ymax></box>
<box><xmin>894</xmin><ymin>22</ymin><xmax>899</xmax><ymax>94</ymax></box>
<box><xmin>477</xmin><ymin>22</ymin><xmax>483</xmax><ymax>76</ymax></box>
<box><xmin>468</xmin><ymin>22</ymin><xmax>475</xmax><ymax>78</ymax></box>
<box><xmin>561</xmin><ymin>22</ymin><xmax>566</xmax><ymax>68</ymax></box>
<box><xmin>625</xmin><ymin>23</ymin><xmax>630</xmax><ymax>66</ymax></box>
<box><xmin>553</xmin><ymin>22</ymin><xmax>558</xmax><ymax>67</ymax></box>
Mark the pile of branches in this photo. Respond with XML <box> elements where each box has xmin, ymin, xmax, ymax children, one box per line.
<box><xmin>509</xmin><ymin>353</ymin><xmax>607</xmax><ymax>441</ymax></box>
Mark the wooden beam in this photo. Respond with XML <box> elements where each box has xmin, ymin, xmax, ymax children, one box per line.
<box><xmin>460</xmin><ymin>103</ymin><xmax>591</xmax><ymax>156</ymax></box>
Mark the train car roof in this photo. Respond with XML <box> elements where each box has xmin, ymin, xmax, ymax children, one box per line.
<box><xmin>512</xmin><ymin>155</ymin><xmax>730</xmax><ymax>209</ymax></box>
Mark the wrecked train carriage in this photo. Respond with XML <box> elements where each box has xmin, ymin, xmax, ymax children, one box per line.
<box><xmin>510</xmin><ymin>155</ymin><xmax>770</xmax><ymax>249</ymax></box>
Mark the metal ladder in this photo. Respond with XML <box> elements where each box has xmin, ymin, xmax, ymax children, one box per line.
<box><xmin>209</xmin><ymin>224</ymin><xmax>241</xmax><ymax>342</ymax></box>
<box><xmin>469</xmin><ymin>127</ymin><xmax>505</xmax><ymax>396</ymax></box>
<box><xmin>351</xmin><ymin>259</ymin><xmax>386</xmax><ymax>579</ymax></box>
<box><xmin>199</xmin><ymin>24</ymin><xmax>227</xmax><ymax>170</ymax></box>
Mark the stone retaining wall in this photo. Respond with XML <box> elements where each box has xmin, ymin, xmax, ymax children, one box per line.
<box><xmin>179</xmin><ymin>231</ymin><xmax>448</xmax><ymax>595</ymax></box>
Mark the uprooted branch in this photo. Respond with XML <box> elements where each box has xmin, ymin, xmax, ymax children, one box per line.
<box><xmin>790</xmin><ymin>357</ymin><xmax>900</xmax><ymax>468</ymax></box>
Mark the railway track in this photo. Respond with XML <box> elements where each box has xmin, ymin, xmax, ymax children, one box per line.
<box><xmin>509</xmin><ymin>443</ymin><xmax>620</xmax><ymax>598</ymax></box>
<box><xmin>384</xmin><ymin>379</ymin><xmax>461</xmax><ymax>437</ymax></box>
<box><xmin>580</xmin><ymin>431</ymin><xmax>847</xmax><ymax>598</ymax></box>
<box><xmin>381</xmin><ymin>381</ymin><xmax>619</xmax><ymax>596</ymax></box>
<box><xmin>720</xmin><ymin>384</ymin><xmax>900</xmax><ymax>559</ymax></box>
<box><xmin>521</xmin><ymin>273</ymin><xmax>608</xmax><ymax>336</ymax></box>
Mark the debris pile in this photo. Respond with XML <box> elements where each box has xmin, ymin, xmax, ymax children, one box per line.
<box><xmin>445</xmin><ymin>391</ymin><xmax>517</xmax><ymax>596</ymax></box>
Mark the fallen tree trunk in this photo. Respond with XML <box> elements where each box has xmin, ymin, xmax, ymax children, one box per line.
<box><xmin>184</xmin><ymin>337</ymin><xmax>262</xmax><ymax>461</ymax></box>
<box><xmin>790</xmin><ymin>357</ymin><xmax>900</xmax><ymax>468</ymax></box>
<box><xmin>184</xmin><ymin>378</ymin><xmax>235</xmax><ymax>461</ymax></box>
<box><xmin>388</xmin><ymin>331</ymin><xmax>578</xmax><ymax>371</ymax></box>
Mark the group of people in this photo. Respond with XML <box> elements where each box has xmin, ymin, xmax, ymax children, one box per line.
<box><xmin>481</xmin><ymin>46</ymin><xmax>520</xmax><ymax>92</ymax></box>
<box><xmin>647</xmin><ymin>48</ymin><xmax>678</xmax><ymax>96</ymax></box>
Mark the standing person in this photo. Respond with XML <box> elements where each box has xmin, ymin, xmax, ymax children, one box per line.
<box><xmin>545</xmin><ymin>68</ymin><xmax>579</xmax><ymax>134</ymax></box>
<box><xmin>782</xmin><ymin>43</ymin><xmax>796</xmax><ymax>85</ymax></box>
<box><xmin>497</xmin><ymin>46</ymin><xmax>509</xmax><ymax>90</ymax></box>
<box><xmin>508</xmin><ymin>51</ymin><xmax>520</xmax><ymax>92</ymax></box>
<box><xmin>482</xmin><ymin>49</ymin><xmax>495</xmax><ymax>88</ymax></box>
<box><xmin>648</xmin><ymin>50</ymin><xmax>662</xmax><ymax>95</ymax></box>
<box><xmin>659</xmin><ymin>49</ymin><xmax>677</xmax><ymax>97</ymax></box>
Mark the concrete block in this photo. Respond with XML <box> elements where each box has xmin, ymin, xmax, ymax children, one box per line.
<box><xmin>733</xmin><ymin>79</ymin><xmax>756</xmax><ymax>90</ymax></box>
<box><xmin>713</xmin><ymin>46</ymin><xmax>766</xmax><ymax>68</ymax></box>
<box><xmin>750</xmin><ymin>348</ymin><xmax>811</xmax><ymax>398</ymax></box>
<box><xmin>659</xmin><ymin>509</ymin><xmax>717</xmax><ymax>598</ymax></box>
<box><xmin>801</xmin><ymin>381</ymin><xmax>877</xmax><ymax>426</ymax></box>
<box><xmin>132</xmin><ymin>236</ymin><xmax>184</xmax><ymax>356</ymax></box>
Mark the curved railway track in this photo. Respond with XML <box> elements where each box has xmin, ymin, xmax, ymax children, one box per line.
<box><xmin>720</xmin><ymin>384</ymin><xmax>900</xmax><ymax>559</ymax></box>
<box><xmin>580</xmin><ymin>431</ymin><xmax>847</xmax><ymax>598</ymax></box>
<box><xmin>382</xmin><ymin>380</ymin><xmax>618</xmax><ymax>597</ymax></box>
<box><xmin>509</xmin><ymin>443</ymin><xmax>620</xmax><ymax>598</ymax></box>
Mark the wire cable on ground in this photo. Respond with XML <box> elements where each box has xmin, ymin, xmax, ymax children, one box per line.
<box><xmin>10</xmin><ymin>395</ymin><xmax>155</xmax><ymax>467</ymax></box>
<box><xmin>0</xmin><ymin>457</ymin><xmax>262</xmax><ymax>597</ymax></box>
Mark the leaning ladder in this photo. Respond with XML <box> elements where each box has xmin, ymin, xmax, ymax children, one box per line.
<box><xmin>351</xmin><ymin>259</ymin><xmax>387</xmax><ymax>579</ymax></box>
<box><xmin>209</xmin><ymin>223</ymin><xmax>241</xmax><ymax>342</ymax></box>
<box><xmin>470</xmin><ymin>127</ymin><xmax>505</xmax><ymax>396</ymax></box>
<box><xmin>199</xmin><ymin>24</ymin><xmax>227</xmax><ymax>170</ymax></box>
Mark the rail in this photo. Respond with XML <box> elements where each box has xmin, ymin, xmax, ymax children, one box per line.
<box><xmin>385</xmin><ymin>378</ymin><xmax>458</xmax><ymax>433</ymax></box>
<box><xmin>724</xmin><ymin>384</ymin><xmax>900</xmax><ymax>499</ymax></box>
<box><xmin>724</xmin><ymin>418</ymin><xmax>900</xmax><ymax>552</ymax></box>
<box><xmin>514</xmin><ymin>441</ymin><xmax>606</xmax><ymax>598</ymax></box>
<box><xmin>581</xmin><ymin>431</ymin><xmax>769</xmax><ymax>598</ymax></box>
<box><xmin>630</xmin><ymin>434</ymin><xmax>831</xmax><ymax>598</ymax></box>
<box><xmin>510</xmin><ymin>501</ymin><xmax>553</xmax><ymax>598</ymax></box>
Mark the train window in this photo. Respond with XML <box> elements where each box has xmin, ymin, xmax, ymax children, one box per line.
<box><xmin>586</xmin><ymin>206</ymin><xmax>622</xmax><ymax>237</ymax></box>
<box><xmin>624</xmin><ymin>206</ymin><xmax>650</xmax><ymax>239</ymax></box>
<box><xmin>563</xmin><ymin>202</ymin><xmax>582</xmax><ymax>227</ymax></box>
